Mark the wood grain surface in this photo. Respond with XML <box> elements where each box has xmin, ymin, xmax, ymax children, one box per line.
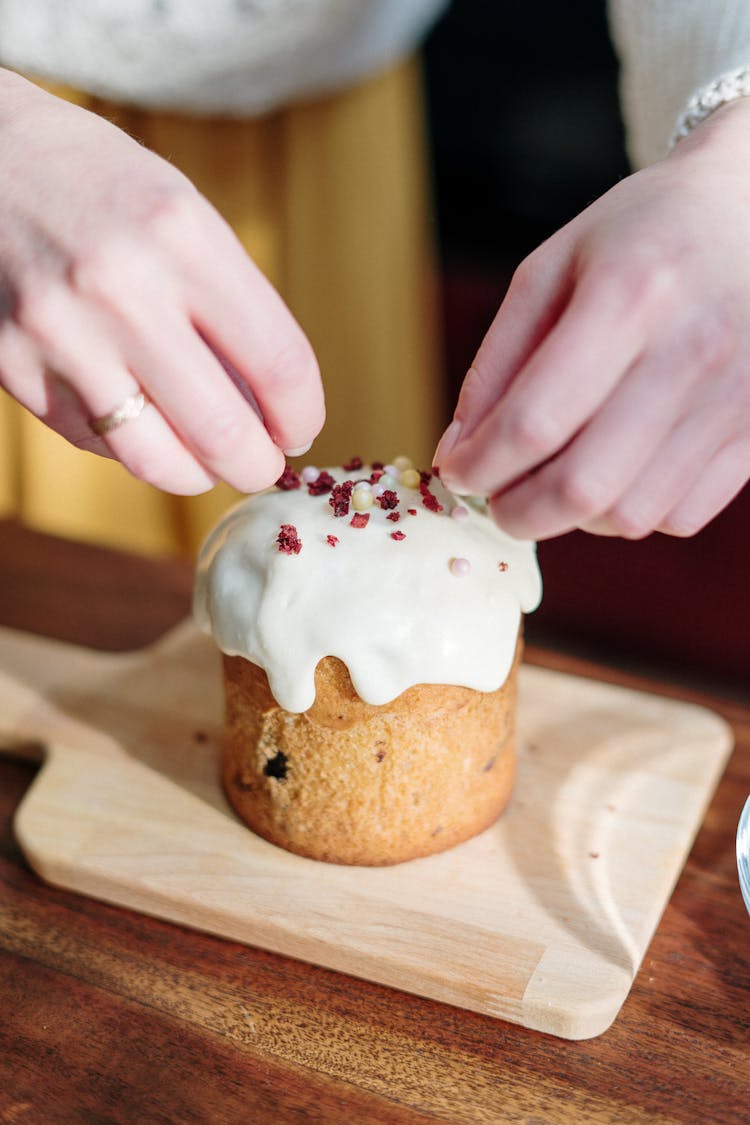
<box><xmin>0</xmin><ymin>519</ymin><xmax>748</xmax><ymax>1124</ymax></box>
<box><xmin>0</xmin><ymin>620</ymin><xmax>733</xmax><ymax>1042</ymax></box>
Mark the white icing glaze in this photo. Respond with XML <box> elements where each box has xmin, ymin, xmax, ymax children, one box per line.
<box><xmin>193</xmin><ymin>465</ymin><xmax>542</xmax><ymax>712</ymax></box>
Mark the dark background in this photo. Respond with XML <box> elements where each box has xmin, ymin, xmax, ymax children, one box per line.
<box><xmin>422</xmin><ymin>1</ymin><xmax>748</xmax><ymax>693</ymax></box>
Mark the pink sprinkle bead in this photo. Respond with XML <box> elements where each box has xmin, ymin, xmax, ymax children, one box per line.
<box><xmin>451</xmin><ymin>505</ymin><xmax>469</xmax><ymax>521</ymax></box>
<box><xmin>450</xmin><ymin>557</ymin><xmax>471</xmax><ymax>577</ymax></box>
<box><xmin>301</xmin><ymin>465</ymin><xmax>319</xmax><ymax>483</ymax></box>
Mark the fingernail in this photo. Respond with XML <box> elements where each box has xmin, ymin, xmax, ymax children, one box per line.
<box><xmin>284</xmin><ymin>441</ymin><xmax>313</xmax><ymax>458</ymax></box>
<box><xmin>433</xmin><ymin>419</ymin><xmax>462</xmax><ymax>468</ymax></box>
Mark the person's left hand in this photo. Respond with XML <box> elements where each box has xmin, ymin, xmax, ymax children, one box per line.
<box><xmin>435</xmin><ymin>98</ymin><xmax>750</xmax><ymax>540</ymax></box>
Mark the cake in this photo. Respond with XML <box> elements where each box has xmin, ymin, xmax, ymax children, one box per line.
<box><xmin>194</xmin><ymin>457</ymin><xmax>542</xmax><ymax>865</ymax></box>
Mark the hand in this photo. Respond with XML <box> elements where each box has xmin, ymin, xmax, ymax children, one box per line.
<box><xmin>435</xmin><ymin>98</ymin><xmax>750</xmax><ymax>540</ymax></box>
<box><xmin>0</xmin><ymin>71</ymin><xmax>324</xmax><ymax>494</ymax></box>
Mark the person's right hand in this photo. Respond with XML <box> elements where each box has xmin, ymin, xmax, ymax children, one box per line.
<box><xmin>0</xmin><ymin>70</ymin><xmax>324</xmax><ymax>494</ymax></box>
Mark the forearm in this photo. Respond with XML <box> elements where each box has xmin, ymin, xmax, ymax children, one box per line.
<box><xmin>608</xmin><ymin>0</ymin><xmax>750</xmax><ymax>167</ymax></box>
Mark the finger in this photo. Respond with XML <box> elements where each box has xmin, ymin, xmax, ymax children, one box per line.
<box><xmin>118</xmin><ymin>308</ymin><xmax>287</xmax><ymax>491</ymax></box>
<box><xmin>434</xmin><ymin>238</ymin><xmax>574</xmax><ymax>466</ymax></box>
<box><xmin>72</xmin><ymin>238</ymin><xmax>290</xmax><ymax>490</ymax></box>
<box><xmin>658</xmin><ymin>438</ymin><xmax>750</xmax><ymax>536</ymax></box>
<box><xmin>581</xmin><ymin>378</ymin><xmax>740</xmax><ymax>539</ymax></box>
<box><xmin>153</xmin><ymin>198</ymin><xmax>325</xmax><ymax>455</ymax></box>
<box><xmin>101</xmin><ymin>396</ymin><xmax>217</xmax><ymax>495</ymax></box>
<box><xmin>439</xmin><ymin>254</ymin><xmax>671</xmax><ymax>498</ymax></box>
<box><xmin>486</xmin><ymin>324</ymin><xmax>713</xmax><ymax>540</ymax></box>
<box><xmin>12</xmin><ymin>290</ymin><xmax>216</xmax><ymax>492</ymax></box>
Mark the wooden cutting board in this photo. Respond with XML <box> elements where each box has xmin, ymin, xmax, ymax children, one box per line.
<box><xmin>0</xmin><ymin>621</ymin><xmax>732</xmax><ymax>1040</ymax></box>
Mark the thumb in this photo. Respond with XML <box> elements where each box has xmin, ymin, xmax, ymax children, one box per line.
<box><xmin>434</xmin><ymin>239</ymin><xmax>573</xmax><ymax>484</ymax></box>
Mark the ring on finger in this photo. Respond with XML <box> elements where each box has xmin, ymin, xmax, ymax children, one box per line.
<box><xmin>90</xmin><ymin>390</ymin><xmax>150</xmax><ymax>436</ymax></box>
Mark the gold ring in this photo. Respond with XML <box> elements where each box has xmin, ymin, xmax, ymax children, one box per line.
<box><xmin>90</xmin><ymin>391</ymin><xmax>148</xmax><ymax>436</ymax></box>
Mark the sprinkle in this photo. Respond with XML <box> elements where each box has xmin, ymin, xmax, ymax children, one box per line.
<box><xmin>378</xmin><ymin>489</ymin><xmax>399</xmax><ymax>510</ymax></box>
<box><xmin>352</xmin><ymin>484</ymin><xmax>374</xmax><ymax>511</ymax></box>
<box><xmin>307</xmin><ymin>470</ymin><xmax>335</xmax><ymax>496</ymax></box>
<box><xmin>498</xmin><ymin>561</ymin><xmax>509</xmax><ymax>572</ymax></box>
<box><xmin>384</xmin><ymin>463</ymin><xmax>399</xmax><ymax>478</ymax></box>
<box><xmin>386</xmin><ymin>511</ymin><xmax>400</xmax><ymax>522</ymax></box>
<box><xmin>407</xmin><ymin>508</ymin><xmax>417</xmax><ymax>516</ymax></box>
<box><xmin>277</xmin><ymin>524</ymin><xmax>302</xmax><ymax>554</ymax></box>
<box><xmin>301</xmin><ymin>465</ymin><xmax>319</xmax><ymax>483</ymax></box>
<box><xmin>451</xmin><ymin>505</ymin><xmax>469</xmax><ymax>521</ymax></box>
<box><xmin>329</xmin><ymin>480</ymin><xmax>354</xmax><ymax>517</ymax></box>
<box><xmin>276</xmin><ymin>466</ymin><xmax>301</xmax><ymax>491</ymax></box>
<box><xmin>343</xmin><ymin>456</ymin><xmax>363</xmax><ymax>471</ymax></box>
<box><xmin>400</xmin><ymin>468</ymin><xmax>421</xmax><ymax>490</ymax></box>
<box><xmin>450</xmin><ymin>557</ymin><xmax>471</xmax><ymax>577</ymax></box>
<box><xmin>350</xmin><ymin>512</ymin><xmax>370</xmax><ymax>529</ymax></box>
<box><xmin>326</xmin><ymin>535</ymin><xmax>339</xmax><ymax>547</ymax></box>
<box><xmin>377</xmin><ymin>473</ymin><xmax>397</xmax><ymax>491</ymax></box>
<box><xmin>393</xmin><ymin>455</ymin><xmax>413</xmax><ymax>472</ymax></box>
<box><xmin>390</xmin><ymin>530</ymin><xmax>406</xmax><ymax>541</ymax></box>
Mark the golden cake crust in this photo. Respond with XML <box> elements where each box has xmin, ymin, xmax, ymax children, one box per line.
<box><xmin>221</xmin><ymin>637</ymin><xmax>521</xmax><ymax>865</ymax></box>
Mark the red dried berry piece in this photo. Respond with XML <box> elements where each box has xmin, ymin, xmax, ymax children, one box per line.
<box><xmin>498</xmin><ymin>561</ymin><xmax>509</xmax><ymax>572</ymax></box>
<box><xmin>419</xmin><ymin>469</ymin><xmax>433</xmax><ymax>486</ymax></box>
<box><xmin>343</xmin><ymin>456</ymin><xmax>363</xmax><ymax>471</ymax></box>
<box><xmin>407</xmin><ymin>508</ymin><xmax>417</xmax><ymax>516</ymax></box>
<box><xmin>420</xmin><ymin>486</ymin><xmax>443</xmax><ymax>514</ymax></box>
<box><xmin>371</xmin><ymin>461</ymin><xmax>384</xmax><ymax>471</ymax></box>
<box><xmin>369</xmin><ymin>468</ymin><xmax>385</xmax><ymax>484</ymax></box>
<box><xmin>275</xmin><ymin>465</ymin><xmax>301</xmax><ymax>491</ymax></box>
<box><xmin>326</xmin><ymin>535</ymin><xmax>340</xmax><ymax>548</ymax></box>
<box><xmin>350</xmin><ymin>512</ymin><xmax>370</xmax><ymax>529</ymax></box>
<box><xmin>386</xmin><ymin>511</ymin><xmax>400</xmax><ymax>522</ymax></box>
<box><xmin>307</xmin><ymin>470</ymin><xmax>335</xmax><ymax>496</ymax></box>
<box><xmin>277</xmin><ymin>524</ymin><xmax>302</xmax><ymax>554</ymax></box>
<box><xmin>329</xmin><ymin>480</ymin><xmax>354</xmax><ymax>517</ymax></box>
<box><xmin>390</xmin><ymin>530</ymin><xmax>406</xmax><ymax>541</ymax></box>
<box><xmin>378</xmin><ymin>489</ymin><xmax>399</xmax><ymax>510</ymax></box>
<box><xmin>431</xmin><ymin>465</ymin><xmax>441</xmax><ymax>479</ymax></box>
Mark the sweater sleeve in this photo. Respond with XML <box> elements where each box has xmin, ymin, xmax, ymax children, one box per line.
<box><xmin>607</xmin><ymin>0</ymin><xmax>750</xmax><ymax>168</ymax></box>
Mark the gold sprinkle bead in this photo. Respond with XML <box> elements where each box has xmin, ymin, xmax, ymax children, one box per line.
<box><xmin>393</xmin><ymin>455</ymin><xmax>413</xmax><ymax>472</ymax></box>
<box><xmin>400</xmin><ymin>468</ymin><xmax>421</xmax><ymax>489</ymax></box>
<box><xmin>351</xmin><ymin>487</ymin><xmax>374</xmax><ymax>511</ymax></box>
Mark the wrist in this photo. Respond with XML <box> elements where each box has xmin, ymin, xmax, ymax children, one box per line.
<box><xmin>665</xmin><ymin>93</ymin><xmax>750</xmax><ymax>170</ymax></box>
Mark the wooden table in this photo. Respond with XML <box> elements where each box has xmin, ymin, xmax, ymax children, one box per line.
<box><xmin>1</xmin><ymin>519</ymin><xmax>748</xmax><ymax>1124</ymax></box>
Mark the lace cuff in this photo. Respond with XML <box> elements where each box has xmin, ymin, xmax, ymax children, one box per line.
<box><xmin>670</xmin><ymin>64</ymin><xmax>750</xmax><ymax>146</ymax></box>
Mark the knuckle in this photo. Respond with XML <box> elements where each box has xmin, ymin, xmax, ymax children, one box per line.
<box><xmin>143</xmin><ymin>189</ymin><xmax>204</xmax><ymax>245</ymax></box>
<box><xmin>509</xmin><ymin>251</ymin><xmax>544</xmax><ymax>301</ymax></box>
<box><xmin>188</xmin><ymin>408</ymin><xmax>250</xmax><ymax>464</ymax></box>
<box><xmin>15</xmin><ymin>284</ymin><xmax>66</xmax><ymax>342</ymax></box>
<box><xmin>266</xmin><ymin>333</ymin><xmax>320</xmax><ymax>390</ymax></box>
<box><xmin>558</xmin><ymin>468</ymin><xmax>612</xmax><ymax>520</ymax></box>
<box><xmin>589</xmin><ymin>242</ymin><xmax>679</xmax><ymax>319</ymax></box>
<box><xmin>684</xmin><ymin>313</ymin><xmax>737</xmax><ymax>373</ymax></box>
<box><xmin>504</xmin><ymin>406</ymin><xmax>562</xmax><ymax>459</ymax></box>
<box><xmin>607</xmin><ymin>501</ymin><xmax>653</xmax><ymax>540</ymax></box>
<box><xmin>660</xmin><ymin>509</ymin><xmax>705</xmax><ymax>538</ymax></box>
<box><xmin>70</xmin><ymin>245</ymin><xmax>130</xmax><ymax>301</ymax></box>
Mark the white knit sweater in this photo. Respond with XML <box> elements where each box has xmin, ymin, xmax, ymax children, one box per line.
<box><xmin>608</xmin><ymin>0</ymin><xmax>750</xmax><ymax>167</ymax></box>
<box><xmin>0</xmin><ymin>1</ymin><xmax>748</xmax><ymax>163</ymax></box>
<box><xmin>0</xmin><ymin>0</ymin><xmax>447</xmax><ymax>115</ymax></box>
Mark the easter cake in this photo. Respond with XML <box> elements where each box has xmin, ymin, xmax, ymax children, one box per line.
<box><xmin>193</xmin><ymin>457</ymin><xmax>542</xmax><ymax>865</ymax></box>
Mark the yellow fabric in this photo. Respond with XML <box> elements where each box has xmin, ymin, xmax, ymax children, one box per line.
<box><xmin>0</xmin><ymin>58</ymin><xmax>442</xmax><ymax>555</ymax></box>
